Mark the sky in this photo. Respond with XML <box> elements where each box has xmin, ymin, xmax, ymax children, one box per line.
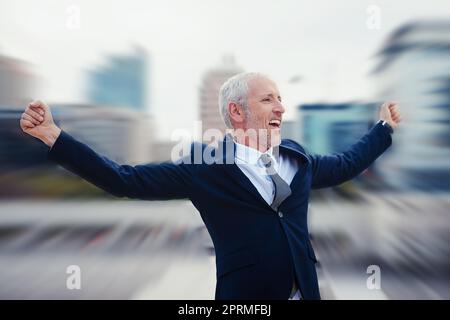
<box><xmin>0</xmin><ymin>0</ymin><xmax>449</xmax><ymax>140</ymax></box>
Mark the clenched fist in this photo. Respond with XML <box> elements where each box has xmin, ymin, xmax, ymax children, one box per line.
<box><xmin>379</xmin><ymin>102</ymin><xmax>402</xmax><ymax>131</ymax></box>
<box><xmin>20</xmin><ymin>100</ymin><xmax>61</xmax><ymax>147</ymax></box>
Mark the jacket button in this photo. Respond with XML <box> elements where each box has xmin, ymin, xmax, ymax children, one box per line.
<box><xmin>278</xmin><ymin>211</ymin><xmax>283</xmax><ymax>218</ymax></box>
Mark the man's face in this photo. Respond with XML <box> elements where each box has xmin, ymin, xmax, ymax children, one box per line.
<box><xmin>243</xmin><ymin>76</ymin><xmax>285</xmax><ymax>148</ymax></box>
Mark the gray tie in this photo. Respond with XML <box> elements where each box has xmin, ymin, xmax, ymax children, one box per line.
<box><xmin>260</xmin><ymin>154</ymin><xmax>298</xmax><ymax>298</ymax></box>
<box><xmin>260</xmin><ymin>153</ymin><xmax>292</xmax><ymax>211</ymax></box>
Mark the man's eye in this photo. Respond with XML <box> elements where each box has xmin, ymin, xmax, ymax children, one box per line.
<box><xmin>262</xmin><ymin>98</ymin><xmax>271</xmax><ymax>102</ymax></box>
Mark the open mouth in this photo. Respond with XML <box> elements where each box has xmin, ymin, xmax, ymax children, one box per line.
<box><xmin>268</xmin><ymin>119</ymin><xmax>281</xmax><ymax>129</ymax></box>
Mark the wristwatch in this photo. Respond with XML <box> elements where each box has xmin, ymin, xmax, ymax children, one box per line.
<box><xmin>378</xmin><ymin>120</ymin><xmax>394</xmax><ymax>134</ymax></box>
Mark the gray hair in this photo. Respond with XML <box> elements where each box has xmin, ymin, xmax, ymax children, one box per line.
<box><xmin>218</xmin><ymin>72</ymin><xmax>267</xmax><ymax>129</ymax></box>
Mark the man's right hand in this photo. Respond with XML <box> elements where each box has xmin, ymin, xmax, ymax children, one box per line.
<box><xmin>20</xmin><ymin>100</ymin><xmax>61</xmax><ymax>147</ymax></box>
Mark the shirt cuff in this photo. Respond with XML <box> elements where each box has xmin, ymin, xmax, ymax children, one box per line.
<box><xmin>377</xmin><ymin>120</ymin><xmax>394</xmax><ymax>134</ymax></box>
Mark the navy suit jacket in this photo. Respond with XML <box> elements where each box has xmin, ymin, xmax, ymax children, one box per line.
<box><xmin>47</xmin><ymin>122</ymin><xmax>392</xmax><ymax>300</ymax></box>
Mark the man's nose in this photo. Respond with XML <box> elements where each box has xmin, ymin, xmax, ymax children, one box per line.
<box><xmin>273</xmin><ymin>101</ymin><xmax>285</xmax><ymax>114</ymax></box>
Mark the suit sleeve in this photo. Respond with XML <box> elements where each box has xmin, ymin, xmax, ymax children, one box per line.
<box><xmin>48</xmin><ymin>130</ymin><xmax>193</xmax><ymax>200</ymax></box>
<box><xmin>309</xmin><ymin>122</ymin><xmax>392</xmax><ymax>189</ymax></box>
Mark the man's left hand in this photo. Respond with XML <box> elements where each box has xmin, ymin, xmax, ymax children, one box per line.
<box><xmin>379</xmin><ymin>101</ymin><xmax>402</xmax><ymax>131</ymax></box>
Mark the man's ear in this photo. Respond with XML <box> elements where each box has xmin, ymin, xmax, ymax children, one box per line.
<box><xmin>228</xmin><ymin>102</ymin><xmax>245</xmax><ymax>125</ymax></box>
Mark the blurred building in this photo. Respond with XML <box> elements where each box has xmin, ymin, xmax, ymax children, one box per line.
<box><xmin>1</xmin><ymin>104</ymin><xmax>155</xmax><ymax>168</ymax></box>
<box><xmin>86</xmin><ymin>47</ymin><xmax>148</xmax><ymax>112</ymax></box>
<box><xmin>0</xmin><ymin>54</ymin><xmax>43</xmax><ymax>172</ymax></box>
<box><xmin>298</xmin><ymin>102</ymin><xmax>376</xmax><ymax>154</ymax></box>
<box><xmin>152</xmin><ymin>140</ymin><xmax>179</xmax><ymax>162</ymax></box>
<box><xmin>371</xmin><ymin>20</ymin><xmax>450</xmax><ymax>191</ymax></box>
<box><xmin>0</xmin><ymin>54</ymin><xmax>35</xmax><ymax>109</ymax></box>
<box><xmin>199</xmin><ymin>56</ymin><xmax>243</xmax><ymax>142</ymax></box>
<box><xmin>50</xmin><ymin>103</ymin><xmax>154</xmax><ymax>165</ymax></box>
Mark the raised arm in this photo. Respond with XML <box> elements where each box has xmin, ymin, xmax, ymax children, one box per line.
<box><xmin>20</xmin><ymin>101</ymin><xmax>193</xmax><ymax>200</ymax></box>
<box><xmin>309</xmin><ymin>102</ymin><xmax>401</xmax><ymax>189</ymax></box>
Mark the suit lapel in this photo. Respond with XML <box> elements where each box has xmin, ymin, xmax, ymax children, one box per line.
<box><xmin>216</xmin><ymin>135</ymin><xmax>272</xmax><ymax>207</ymax></box>
<box><xmin>279</xmin><ymin>141</ymin><xmax>311</xmax><ymax>191</ymax></box>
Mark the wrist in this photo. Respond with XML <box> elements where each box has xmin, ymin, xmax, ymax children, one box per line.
<box><xmin>43</xmin><ymin>125</ymin><xmax>61</xmax><ymax>147</ymax></box>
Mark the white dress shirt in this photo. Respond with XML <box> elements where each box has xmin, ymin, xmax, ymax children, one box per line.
<box><xmin>234</xmin><ymin>142</ymin><xmax>299</xmax><ymax>205</ymax></box>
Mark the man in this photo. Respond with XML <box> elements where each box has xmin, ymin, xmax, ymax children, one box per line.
<box><xmin>20</xmin><ymin>72</ymin><xmax>401</xmax><ymax>300</ymax></box>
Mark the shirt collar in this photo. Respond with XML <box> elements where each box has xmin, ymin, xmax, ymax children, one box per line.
<box><xmin>234</xmin><ymin>141</ymin><xmax>276</xmax><ymax>165</ymax></box>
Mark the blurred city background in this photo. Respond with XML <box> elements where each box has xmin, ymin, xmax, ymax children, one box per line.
<box><xmin>0</xmin><ymin>0</ymin><xmax>449</xmax><ymax>299</ymax></box>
